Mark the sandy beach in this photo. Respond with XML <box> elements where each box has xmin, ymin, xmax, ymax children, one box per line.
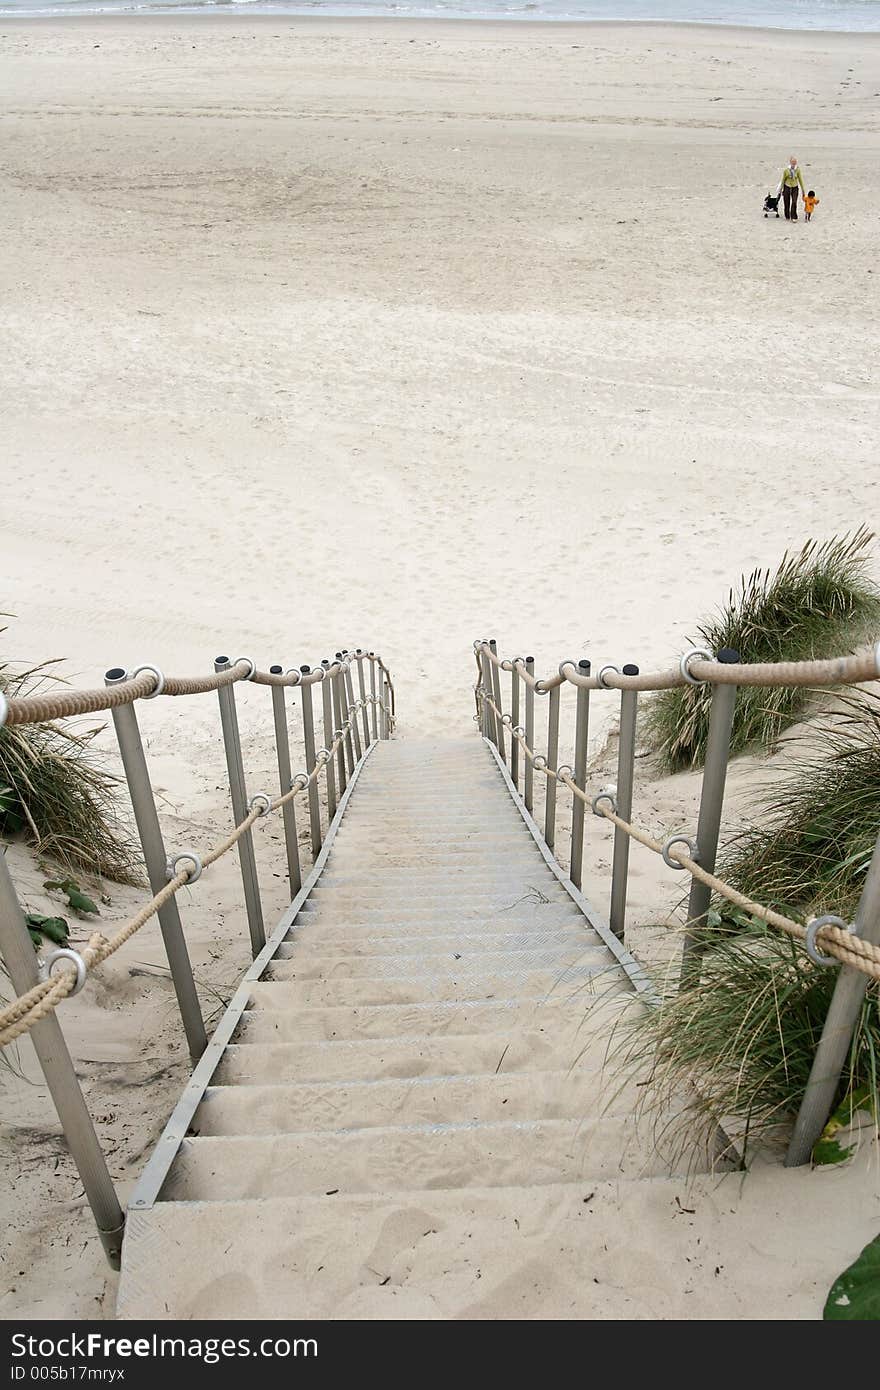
<box><xmin>1</xmin><ymin>16</ymin><xmax>879</xmax><ymax>1319</ymax></box>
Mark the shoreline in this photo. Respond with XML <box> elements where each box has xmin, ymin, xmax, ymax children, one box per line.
<box><xmin>3</xmin><ymin>14</ymin><xmax>880</xmax><ymax>41</ymax></box>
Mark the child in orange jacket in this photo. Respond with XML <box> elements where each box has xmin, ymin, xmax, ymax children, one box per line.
<box><xmin>804</xmin><ymin>191</ymin><xmax>820</xmax><ymax>221</ymax></box>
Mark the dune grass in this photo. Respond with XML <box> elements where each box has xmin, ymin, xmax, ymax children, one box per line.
<box><xmin>644</xmin><ymin>529</ymin><xmax>880</xmax><ymax>772</ymax></box>
<box><xmin>616</xmin><ymin>921</ymin><xmax>879</xmax><ymax>1164</ymax></box>
<box><xmin>719</xmin><ymin>694</ymin><xmax>880</xmax><ymax>924</ymax></box>
<box><xmin>1</xmin><ymin>642</ymin><xmax>141</xmax><ymax>887</ymax></box>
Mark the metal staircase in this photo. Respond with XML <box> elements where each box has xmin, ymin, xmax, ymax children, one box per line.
<box><xmin>117</xmin><ymin>736</ymin><xmax>693</xmax><ymax>1320</ymax></box>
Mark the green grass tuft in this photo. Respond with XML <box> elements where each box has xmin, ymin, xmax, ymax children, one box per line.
<box><xmin>719</xmin><ymin>694</ymin><xmax>880</xmax><ymax>923</ymax></box>
<box><xmin>614</xmin><ymin>921</ymin><xmax>879</xmax><ymax>1163</ymax></box>
<box><xmin>1</xmin><ymin>638</ymin><xmax>142</xmax><ymax>887</ymax></box>
<box><xmin>644</xmin><ymin>529</ymin><xmax>880</xmax><ymax>772</ymax></box>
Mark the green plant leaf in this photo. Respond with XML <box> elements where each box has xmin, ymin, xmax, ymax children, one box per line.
<box><xmin>812</xmin><ymin>1085</ymin><xmax>876</xmax><ymax>1166</ymax></box>
<box><xmin>43</xmin><ymin>879</ymin><xmax>99</xmax><ymax>915</ymax></box>
<box><xmin>824</xmin><ymin>1235</ymin><xmax>880</xmax><ymax>1320</ymax></box>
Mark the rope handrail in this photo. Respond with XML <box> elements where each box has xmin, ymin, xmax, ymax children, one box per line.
<box><xmin>479</xmin><ymin>692</ymin><xmax>880</xmax><ymax>983</ymax></box>
<box><xmin>475</xmin><ymin>639</ymin><xmax>880</xmax><ymax>694</ymax></box>
<box><xmin>1</xmin><ymin>650</ymin><xmax>393</xmax><ymax>728</ymax></box>
<box><xmin>0</xmin><ymin>698</ymin><xmax>374</xmax><ymax>1047</ymax></box>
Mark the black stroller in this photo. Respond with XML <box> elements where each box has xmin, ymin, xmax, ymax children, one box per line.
<box><xmin>763</xmin><ymin>191</ymin><xmax>781</xmax><ymax>218</ymax></box>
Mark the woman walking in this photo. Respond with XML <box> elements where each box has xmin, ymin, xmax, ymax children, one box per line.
<box><xmin>780</xmin><ymin>155</ymin><xmax>806</xmax><ymax>221</ymax></box>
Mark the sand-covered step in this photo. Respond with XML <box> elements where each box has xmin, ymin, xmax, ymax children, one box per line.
<box><xmin>282</xmin><ymin>927</ymin><xmax>596</xmax><ymax>958</ymax></box>
<box><xmin>310</xmin><ymin>869</ymin><xmax>565</xmax><ymax>890</ymax></box>
<box><xmin>270</xmin><ymin>944</ymin><xmax>610</xmax><ymax>983</ymax></box>
<box><xmin>294</xmin><ymin>900</ymin><xmax>575</xmax><ymax>922</ymax></box>
<box><xmin>246</xmin><ymin>984</ymin><xmax>631</xmax><ymax>1028</ymax></box>
<box><xmin>120</xmin><ymin>1163</ymin><xmax>791</xmax><ymax>1321</ymax></box>
<box><xmin>260</xmin><ymin>963</ymin><xmax>619</xmax><ymax>1006</ymax></box>
<box><xmin>213</xmin><ymin>1023</ymin><xmax>620</xmax><ymax>1085</ymax></box>
<box><xmin>286</xmin><ymin>912</ymin><xmax>586</xmax><ymax>944</ymax></box>
<box><xmin>284</xmin><ymin>917</ymin><xmax>586</xmax><ymax>950</ymax></box>
<box><xmin>192</xmin><ymin>1067</ymin><xmax>632</xmax><ymax>1136</ymax></box>
<box><xmin>237</xmin><ymin>990</ymin><xmax>634</xmax><ymax>1042</ymax></box>
<box><xmin>159</xmin><ymin>1115</ymin><xmax>674</xmax><ymax>1203</ymax></box>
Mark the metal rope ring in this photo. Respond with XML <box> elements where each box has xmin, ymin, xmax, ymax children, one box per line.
<box><xmin>501</xmin><ymin>713</ymin><xmax>513</xmax><ymax>727</ymax></box>
<box><xmin>533</xmin><ymin>754</ymin><xmax>547</xmax><ymax>771</ymax></box>
<box><xmin>591</xmin><ymin>790</ymin><xmax>617</xmax><ymax>818</ymax></box>
<box><xmin>0</xmin><ymin>690</ymin><xmax>8</xmax><ymax>729</ymax></box>
<box><xmin>233</xmin><ymin>657</ymin><xmax>257</xmax><ymax>681</ymax></box>
<box><xmin>558</xmin><ymin>659</ymin><xmax>578</xmax><ymax>679</ymax></box>
<box><xmin>167</xmin><ymin>849</ymin><xmax>203</xmax><ymax>884</ymax></box>
<box><xmin>39</xmin><ymin>947</ymin><xmax>87</xmax><ymax>996</ymax></box>
<box><xmin>805</xmin><ymin>914</ymin><xmax>854</xmax><ymax>967</ymax></box>
<box><xmin>291</xmin><ymin>772</ymin><xmax>310</xmax><ymax>792</ymax></box>
<box><xmin>316</xmin><ymin>747</ymin><xmax>332</xmax><ymax>764</ymax></box>
<box><xmin>596</xmin><ymin>664</ymin><xmax>620</xmax><ymax>690</ymax></box>
<box><xmin>680</xmin><ymin>646</ymin><xmax>714</xmax><ymax>686</ymax></box>
<box><xmin>662</xmin><ymin>834</ymin><xmax>699</xmax><ymax>869</ymax></box>
<box><xmin>247</xmin><ymin>792</ymin><xmax>271</xmax><ymax>818</ymax></box>
<box><xmin>130</xmin><ymin>664</ymin><xmax>165</xmax><ymax>699</ymax></box>
<box><xmin>284</xmin><ymin>668</ymin><xmax>302</xmax><ymax>684</ymax></box>
<box><xmin>512</xmin><ymin>724</ymin><xmax>526</xmax><ymax>738</ymax></box>
<box><xmin>556</xmin><ymin>763</ymin><xmax>574</xmax><ymax>784</ymax></box>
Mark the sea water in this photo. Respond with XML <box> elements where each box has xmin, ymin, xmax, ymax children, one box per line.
<box><xmin>2</xmin><ymin>0</ymin><xmax>879</xmax><ymax>31</ymax></box>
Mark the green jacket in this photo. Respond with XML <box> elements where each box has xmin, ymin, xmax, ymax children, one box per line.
<box><xmin>781</xmin><ymin>164</ymin><xmax>806</xmax><ymax>191</ymax></box>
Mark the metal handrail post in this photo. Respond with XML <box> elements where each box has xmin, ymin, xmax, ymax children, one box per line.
<box><xmin>609</xmin><ymin>666</ymin><xmax>639</xmax><ymax>941</ymax></box>
<box><xmin>524</xmin><ymin>657</ymin><xmax>535</xmax><ymax>813</ymax></box>
<box><xmin>569</xmin><ymin>660</ymin><xmax>591</xmax><ymax>889</ymax></box>
<box><xmin>299</xmin><ymin>666</ymin><xmax>323</xmax><ymax>859</ymax></box>
<box><xmin>383</xmin><ymin>677</ymin><xmax>392</xmax><ymax>738</ymax></box>
<box><xmin>331</xmin><ymin>665</ymin><xmax>348</xmax><ymax>789</ymax></box>
<box><xmin>488</xmin><ymin>639</ymin><xmax>506</xmax><ymax>761</ymax></box>
<box><xmin>355</xmin><ymin>651</ymin><xmax>371</xmax><ymax>748</ymax></box>
<box><xmin>269</xmin><ymin>666</ymin><xmax>302</xmax><ymax>896</ymax></box>
<box><xmin>368</xmin><ymin>653</ymin><xmax>379</xmax><ymax>741</ymax></box>
<box><xmin>479</xmin><ymin>649</ymin><xmax>495</xmax><ymax>746</ymax></box>
<box><xmin>105</xmin><ymin>670</ymin><xmax>206</xmax><ymax>1063</ymax></box>
<box><xmin>785</xmin><ymin>830</ymin><xmax>880</xmax><ymax>1166</ymax></box>
<box><xmin>336</xmin><ymin>654</ymin><xmax>356</xmax><ymax>772</ymax></box>
<box><xmin>344</xmin><ymin>661</ymin><xmax>364</xmax><ymax>761</ymax></box>
<box><xmin>679</xmin><ymin>649</ymin><xmax>739</xmax><ymax>988</ymax></box>
<box><xmin>0</xmin><ymin>851</ymin><xmax>125</xmax><ymax>1268</ymax></box>
<box><xmin>510</xmin><ymin>664</ymin><xmax>520</xmax><ymax>788</ymax></box>
<box><xmin>320</xmin><ymin>661</ymin><xmax>338</xmax><ymax>820</ymax></box>
<box><xmin>214</xmin><ymin>657</ymin><xmax>265</xmax><ymax>958</ymax></box>
<box><xmin>544</xmin><ymin>683</ymin><xmax>561</xmax><ymax>852</ymax></box>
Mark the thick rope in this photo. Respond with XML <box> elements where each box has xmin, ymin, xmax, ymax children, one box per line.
<box><xmin>476</xmin><ymin>639</ymin><xmax>880</xmax><ymax>694</ymax></box>
<box><xmin>0</xmin><ymin>699</ymin><xmax>377</xmax><ymax>1047</ymax></box>
<box><xmin>479</xmin><ymin>692</ymin><xmax>880</xmax><ymax>982</ymax></box>
<box><xmin>2</xmin><ymin>652</ymin><xmax>392</xmax><ymax>728</ymax></box>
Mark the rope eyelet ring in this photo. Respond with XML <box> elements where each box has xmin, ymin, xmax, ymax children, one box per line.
<box><xmin>512</xmin><ymin>725</ymin><xmax>526</xmax><ymax>738</ymax></box>
<box><xmin>233</xmin><ymin>657</ymin><xmax>257</xmax><ymax>681</ymax></box>
<box><xmin>680</xmin><ymin>647</ymin><xmax>714</xmax><ymax>686</ymax></box>
<box><xmin>662</xmin><ymin>835</ymin><xmax>699</xmax><ymax>869</ymax></box>
<box><xmin>533</xmin><ymin>754</ymin><xmax>547</xmax><ymax>771</ymax></box>
<box><xmin>556</xmin><ymin>763</ymin><xmax>574</xmax><ymax>784</ymax></box>
<box><xmin>558</xmin><ymin>659</ymin><xmax>578</xmax><ymax>679</ymax></box>
<box><xmin>130</xmin><ymin>664</ymin><xmax>165</xmax><ymax>699</ymax></box>
<box><xmin>39</xmin><ymin>948</ymin><xmax>87</xmax><ymax>996</ymax></box>
<box><xmin>284</xmin><ymin>668</ymin><xmax>302</xmax><ymax>684</ymax></box>
<box><xmin>805</xmin><ymin>914</ymin><xmax>853</xmax><ymax>967</ymax></box>
<box><xmin>0</xmin><ymin>691</ymin><xmax>8</xmax><ymax>729</ymax></box>
<box><xmin>167</xmin><ymin>850</ymin><xmax>202</xmax><ymax>884</ymax></box>
<box><xmin>597</xmin><ymin>664</ymin><xmax>620</xmax><ymax>690</ymax></box>
<box><xmin>501</xmin><ymin>713</ymin><xmax>513</xmax><ymax>727</ymax></box>
<box><xmin>591</xmin><ymin>790</ymin><xmax>618</xmax><ymax>817</ymax></box>
<box><xmin>291</xmin><ymin>772</ymin><xmax>310</xmax><ymax>792</ymax></box>
<box><xmin>247</xmin><ymin>792</ymin><xmax>271</xmax><ymax>817</ymax></box>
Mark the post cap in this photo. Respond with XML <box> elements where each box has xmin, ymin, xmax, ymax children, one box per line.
<box><xmin>622</xmin><ymin>664</ymin><xmax>640</xmax><ymax>676</ymax></box>
<box><xmin>104</xmin><ymin>667</ymin><xmax>127</xmax><ymax>684</ymax></box>
<box><xmin>269</xmin><ymin>665</ymin><xmax>283</xmax><ymax>675</ymax></box>
<box><xmin>717</xmin><ymin>648</ymin><xmax>741</xmax><ymax>664</ymax></box>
